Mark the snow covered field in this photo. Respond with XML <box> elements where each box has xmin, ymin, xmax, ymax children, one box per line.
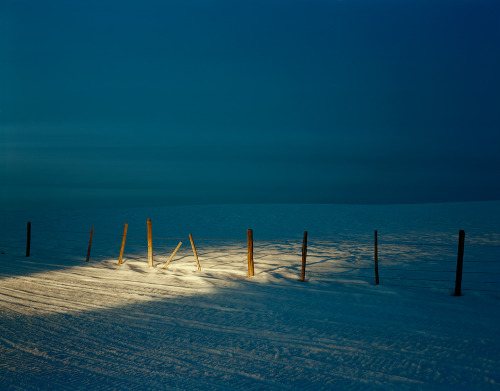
<box><xmin>1</xmin><ymin>202</ymin><xmax>499</xmax><ymax>390</ymax></box>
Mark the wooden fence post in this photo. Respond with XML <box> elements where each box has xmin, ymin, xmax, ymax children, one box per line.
<box><xmin>147</xmin><ymin>218</ymin><xmax>154</xmax><ymax>267</ymax></box>
<box><xmin>374</xmin><ymin>230</ymin><xmax>379</xmax><ymax>285</ymax></box>
<box><xmin>162</xmin><ymin>241</ymin><xmax>182</xmax><ymax>269</ymax></box>
<box><xmin>301</xmin><ymin>231</ymin><xmax>308</xmax><ymax>281</ymax></box>
<box><xmin>86</xmin><ymin>227</ymin><xmax>94</xmax><ymax>262</ymax></box>
<box><xmin>26</xmin><ymin>221</ymin><xmax>31</xmax><ymax>257</ymax></box>
<box><xmin>189</xmin><ymin>234</ymin><xmax>201</xmax><ymax>271</ymax></box>
<box><xmin>247</xmin><ymin>229</ymin><xmax>254</xmax><ymax>277</ymax></box>
<box><xmin>453</xmin><ymin>230</ymin><xmax>465</xmax><ymax>296</ymax></box>
<box><xmin>118</xmin><ymin>223</ymin><xmax>128</xmax><ymax>265</ymax></box>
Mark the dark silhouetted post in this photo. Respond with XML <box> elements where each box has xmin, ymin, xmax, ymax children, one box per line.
<box><xmin>374</xmin><ymin>230</ymin><xmax>379</xmax><ymax>285</ymax></box>
<box><xmin>301</xmin><ymin>231</ymin><xmax>308</xmax><ymax>281</ymax></box>
<box><xmin>189</xmin><ymin>234</ymin><xmax>201</xmax><ymax>271</ymax></box>
<box><xmin>453</xmin><ymin>230</ymin><xmax>465</xmax><ymax>296</ymax></box>
<box><xmin>147</xmin><ymin>219</ymin><xmax>154</xmax><ymax>267</ymax></box>
<box><xmin>86</xmin><ymin>227</ymin><xmax>94</xmax><ymax>262</ymax></box>
<box><xmin>26</xmin><ymin>222</ymin><xmax>31</xmax><ymax>257</ymax></box>
<box><xmin>118</xmin><ymin>223</ymin><xmax>128</xmax><ymax>265</ymax></box>
<box><xmin>247</xmin><ymin>229</ymin><xmax>254</xmax><ymax>277</ymax></box>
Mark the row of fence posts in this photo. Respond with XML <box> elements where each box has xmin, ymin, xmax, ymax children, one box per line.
<box><xmin>21</xmin><ymin>221</ymin><xmax>466</xmax><ymax>295</ymax></box>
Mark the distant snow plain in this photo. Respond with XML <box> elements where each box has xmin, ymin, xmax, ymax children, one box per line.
<box><xmin>1</xmin><ymin>202</ymin><xmax>499</xmax><ymax>390</ymax></box>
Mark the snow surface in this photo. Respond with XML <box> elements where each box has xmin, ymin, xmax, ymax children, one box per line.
<box><xmin>1</xmin><ymin>202</ymin><xmax>499</xmax><ymax>390</ymax></box>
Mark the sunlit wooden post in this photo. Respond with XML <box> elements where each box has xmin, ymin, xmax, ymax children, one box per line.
<box><xmin>147</xmin><ymin>218</ymin><xmax>154</xmax><ymax>267</ymax></box>
<box><xmin>453</xmin><ymin>230</ymin><xmax>465</xmax><ymax>296</ymax></box>
<box><xmin>189</xmin><ymin>234</ymin><xmax>201</xmax><ymax>271</ymax></box>
<box><xmin>162</xmin><ymin>241</ymin><xmax>182</xmax><ymax>269</ymax></box>
<box><xmin>26</xmin><ymin>221</ymin><xmax>31</xmax><ymax>257</ymax></box>
<box><xmin>118</xmin><ymin>223</ymin><xmax>128</xmax><ymax>265</ymax></box>
<box><xmin>86</xmin><ymin>227</ymin><xmax>94</xmax><ymax>262</ymax></box>
<box><xmin>374</xmin><ymin>230</ymin><xmax>379</xmax><ymax>285</ymax></box>
<box><xmin>300</xmin><ymin>231</ymin><xmax>308</xmax><ymax>281</ymax></box>
<box><xmin>247</xmin><ymin>229</ymin><xmax>254</xmax><ymax>277</ymax></box>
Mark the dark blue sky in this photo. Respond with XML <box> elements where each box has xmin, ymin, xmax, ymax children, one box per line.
<box><xmin>1</xmin><ymin>0</ymin><xmax>500</xmax><ymax>210</ymax></box>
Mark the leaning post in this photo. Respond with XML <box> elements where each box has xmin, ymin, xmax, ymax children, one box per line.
<box><xmin>118</xmin><ymin>223</ymin><xmax>128</xmax><ymax>265</ymax></box>
<box><xmin>162</xmin><ymin>241</ymin><xmax>183</xmax><ymax>269</ymax></box>
<box><xmin>189</xmin><ymin>234</ymin><xmax>201</xmax><ymax>271</ymax></box>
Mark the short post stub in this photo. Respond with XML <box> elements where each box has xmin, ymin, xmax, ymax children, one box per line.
<box><xmin>118</xmin><ymin>223</ymin><xmax>128</xmax><ymax>265</ymax></box>
<box><xmin>147</xmin><ymin>218</ymin><xmax>154</xmax><ymax>267</ymax></box>
<box><xmin>26</xmin><ymin>222</ymin><xmax>31</xmax><ymax>257</ymax></box>
<box><xmin>189</xmin><ymin>234</ymin><xmax>201</xmax><ymax>271</ymax></box>
<box><xmin>301</xmin><ymin>231</ymin><xmax>308</xmax><ymax>281</ymax></box>
<box><xmin>247</xmin><ymin>229</ymin><xmax>254</xmax><ymax>277</ymax></box>
<box><xmin>374</xmin><ymin>230</ymin><xmax>379</xmax><ymax>285</ymax></box>
<box><xmin>453</xmin><ymin>230</ymin><xmax>465</xmax><ymax>296</ymax></box>
<box><xmin>86</xmin><ymin>227</ymin><xmax>94</xmax><ymax>262</ymax></box>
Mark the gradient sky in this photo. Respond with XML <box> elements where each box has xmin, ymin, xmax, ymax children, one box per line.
<box><xmin>1</xmin><ymin>0</ymin><xmax>500</xmax><ymax>210</ymax></box>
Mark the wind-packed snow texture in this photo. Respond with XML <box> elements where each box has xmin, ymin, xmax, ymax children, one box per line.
<box><xmin>1</xmin><ymin>202</ymin><xmax>499</xmax><ymax>390</ymax></box>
